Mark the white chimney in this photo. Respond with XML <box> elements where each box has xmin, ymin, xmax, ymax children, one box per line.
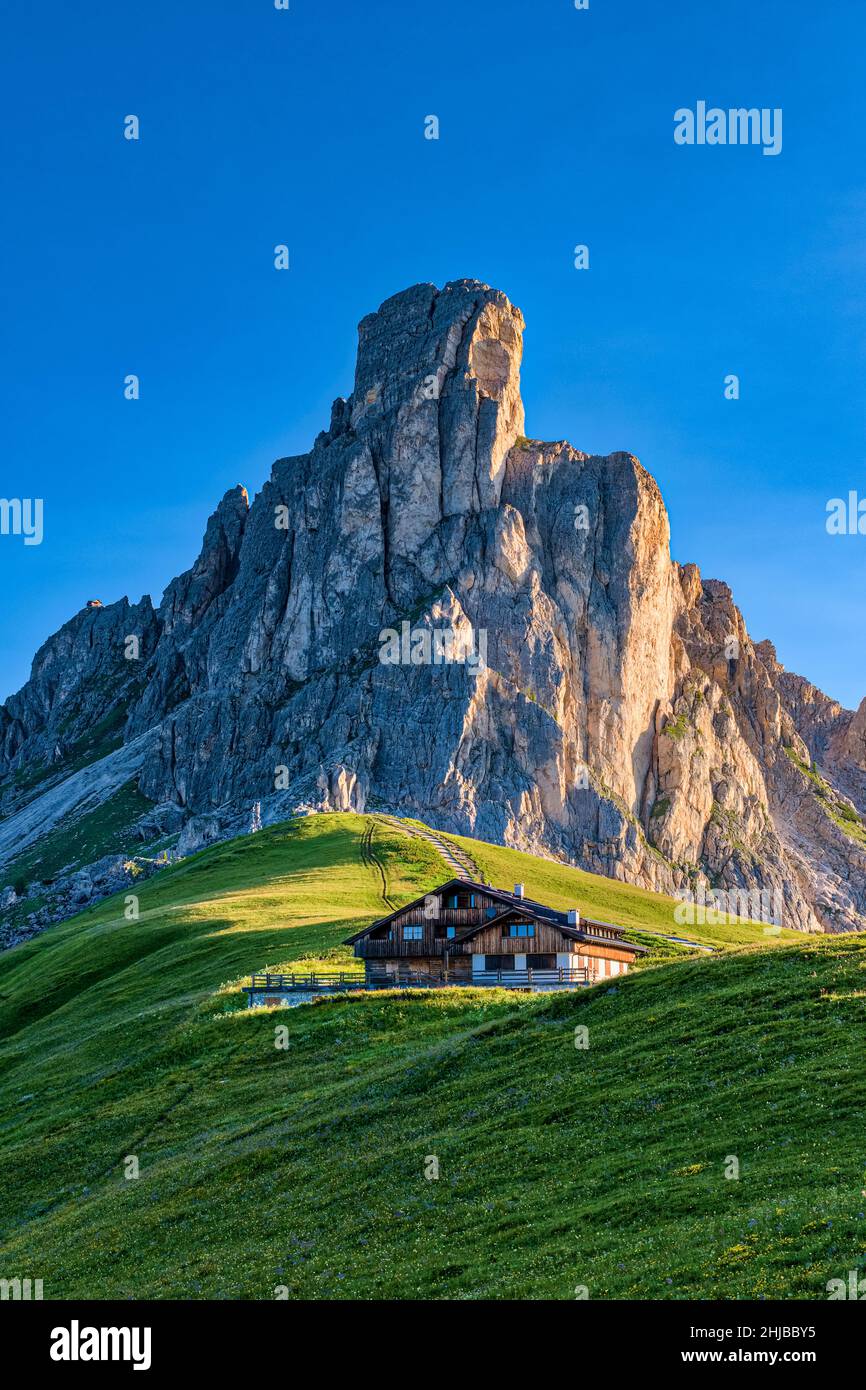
<box><xmin>567</xmin><ymin>908</ymin><xmax>579</xmax><ymax>926</ymax></box>
<box><xmin>514</xmin><ymin>883</ymin><xmax>524</xmax><ymax>900</ymax></box>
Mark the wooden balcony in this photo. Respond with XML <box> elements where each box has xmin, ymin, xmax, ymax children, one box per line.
<box><xmin>394</xmin><ymin>904</ymin><xmax>506</xmax><ymax>929</ymax></box>
<box><xmin>356</xmin><ymin>935</ymin><xmax>479</xmax><ymax>958</ymax></box>
<box><xmin>244</xmin><ymin>971</ymin><xmax>365</xmax><ymax>997</ymax></box>
<box><xmin>470</xmin><ymin>968</ymin><xmax>589</xmax><ymax>988</ymax></box>
<box><xmin>243</xmin><ymin>967</ymin><xmax>590</xmax><ymax>999</ymax></box>
<box><xmin>358</xmin><ymin>938</ymin><xmax>448</xmax><ymax>958</ymax></box>
<box><xmin>365</xmin><ymin>967</ymin><xmax>590</xmax><ymax>991</ymax></box>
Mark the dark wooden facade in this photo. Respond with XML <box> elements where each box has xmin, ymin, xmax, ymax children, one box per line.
<box><xmin>344</xmin><ymin>878</ymin><xmax>647</xmax><ymax>988</ymax></box>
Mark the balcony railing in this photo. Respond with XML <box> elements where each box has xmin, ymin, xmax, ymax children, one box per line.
<box><xmin>357</xmin><ymin>936</ymin><xmax>487</xmax><ymax>958</ymax></box>
<box><xmin>359</xmin><ymin>938</ymin><xmax>450</xmax><ymax>957</ymax></box>
<box><xmin>470</xmin><ymin>967</ymin><xmax>589</xmax><ymax>987</ymax></box>
<box><xmin>245</xmin><ymin>972</ymin><xmax>365</xmax><ymax>992</ymax></box>
<box><xmin>393</xmin><ymin>904</ymin><xmax>506</xmax><ymax>928</ymax></box>
<box><xmin>244</xmin><ymin>967</ymin><xmax>591</xmax><ymax>997</ymax></box>
<box><xmin>365</xmin><ymin>967</ymin><xmax>590</xmax><ymax>990</ymax></box>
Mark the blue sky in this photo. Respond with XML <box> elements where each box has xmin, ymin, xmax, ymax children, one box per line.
<box><xmin>1</xmin><ymin>0</ymin><xmax>864</xmax><ymax>707</ymax></box>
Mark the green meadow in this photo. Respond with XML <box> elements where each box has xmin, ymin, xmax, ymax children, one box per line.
<box><xmin>0</xmin><ymin>812</ymin><xmax>863</xmax><ymax>1299</ymax></box>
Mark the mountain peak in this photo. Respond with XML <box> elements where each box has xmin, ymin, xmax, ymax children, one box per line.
<box><xmin>352</xmin><ymin>279</ymin><xmax>524</xmax><ymax>434</ymax></box>
<box><xmin>2</xmin><ymin>280</ymin><xmax>865</xmax><ymax>939</ymax></box>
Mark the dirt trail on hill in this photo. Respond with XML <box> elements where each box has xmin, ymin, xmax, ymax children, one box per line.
<box><xmin>373</xmin><ymin>815</ymin><xmax>481</xmax><ymax>881</ymax></box>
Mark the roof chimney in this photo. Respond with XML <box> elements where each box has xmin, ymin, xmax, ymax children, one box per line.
<box><xmin>514</xmin><ymin>883</ymin><xmax>524</xmax><ymax>900</ymax></box>
<box><xmin>567</xmin><ymin>908</ymin><xmax>579</xmax><ymax>926</ymax></box>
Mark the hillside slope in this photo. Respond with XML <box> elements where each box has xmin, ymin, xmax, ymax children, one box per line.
<box><xmin>0</xmin><ymin>813</ymin><xmax>860</xmax><ymax>1300</ymax></box>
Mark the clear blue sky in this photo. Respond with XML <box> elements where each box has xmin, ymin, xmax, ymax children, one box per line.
<box><xmin>2</xmin><ymin>0</ymin><xmax>864</xmax><ymax>708</ymax></box>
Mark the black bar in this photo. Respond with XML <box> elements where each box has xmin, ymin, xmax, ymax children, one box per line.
<box><xmin>10</xmin><ymin>1298</ymin><xmax>860</xmax><ymax>1374</ymax></box>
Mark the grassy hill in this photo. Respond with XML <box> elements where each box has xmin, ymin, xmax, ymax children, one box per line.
<box><xmin>424</xmin><ymin>825</ymin><xmax>802</xmax><ymax>951</ymax></box>
<box><xmin>0</xmin><ymin>812</ymin><xmax>862</xmax><ymax>1300</ymax></box>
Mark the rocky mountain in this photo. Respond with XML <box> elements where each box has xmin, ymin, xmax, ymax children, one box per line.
<box><xmin>2</xmin><ymin>278</ymin><xmax>865</xmax><ymax>934</ymax></box>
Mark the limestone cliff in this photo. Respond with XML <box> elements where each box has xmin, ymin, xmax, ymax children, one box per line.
<box><xmin>2</xmin><ymin>280</ymin><xmax>864</xmax><ymax>933</ymax></box>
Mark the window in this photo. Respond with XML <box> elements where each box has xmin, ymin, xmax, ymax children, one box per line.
<box><xmin>485</xmin><ymin>906</ymin><xmax>497</xmax><ymax>919</ymax></box>
<box><xmin>447</xmin><ymin>926</ymin><xmax>456</xmax><ymax>938</ymax></box>
<box><xmin>526</xmin><ymin>954</ymin><xmax>556</xmax><ymax>970</ymax></box>
<box><xmin>403</xmin><ymin>925</ymin><xmax>423</xmax><ymax>940</ymax></box>
<box><xmin>504</xmin><ymin>921</ymin><xmax>535</xmax><ymax>938</ymax></box>
<box><xmin>483</xmin><ymin>955</ymin><xmax>515</xmax><ymax>972</ymax></box>
<box><xmin>450</xmin><ymin>892</ymin><xmax>477</xmax><ymax>909</ymax></box>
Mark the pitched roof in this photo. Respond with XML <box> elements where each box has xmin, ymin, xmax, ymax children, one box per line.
<box><xmin>446</xmin><ymin>905</ymin><xmax>648</xmax><ymax>954</ymax></box>
<box><xmin>343</xmin><ymin>878</ymin><xmax>648</xmax><ymax>954</ymax></box>
<box><xmin>343</xmin><ymin>878</ymin><xmax>474</xmax><ymax>944</ymax></box>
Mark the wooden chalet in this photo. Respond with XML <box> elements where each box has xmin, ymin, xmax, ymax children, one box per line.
<box><xmin>344</xmin><ymin>878</ymin><xmax>647</xmax><ymax>990</ymax></box>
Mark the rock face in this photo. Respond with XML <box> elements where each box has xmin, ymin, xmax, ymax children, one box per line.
<box><xmin>2</xmin><ymin>279</ymin><xmax>865</xmax><ymax>932</ymax></box>
<box><xmin>0</xmin><ymin>596</ymin><xmax>158</xmax><ymax>816</ymax></box>
<box><xmin>0</xmin><ymin>851</ymin><xmax>169</xmax><ymax>951</ymax></box>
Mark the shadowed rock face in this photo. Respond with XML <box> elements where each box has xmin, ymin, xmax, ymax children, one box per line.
<box><xmin>2</xmin><ymin>279</ymin><xmax>865</xmax><ymax>931</ymax></box>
